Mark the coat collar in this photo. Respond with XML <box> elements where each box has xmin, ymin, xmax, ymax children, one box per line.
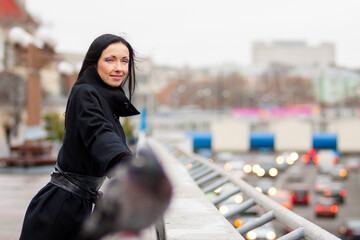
<box><xmin>76</xmin><ymin>66</ymin><xmax>140</xmax><ymax>117</ymax></box>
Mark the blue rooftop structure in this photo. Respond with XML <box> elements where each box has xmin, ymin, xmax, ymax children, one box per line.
<box><xmin>186</xmin><ymin>131</ymin><xmax>338</xmax><ymax>151</ymax></box>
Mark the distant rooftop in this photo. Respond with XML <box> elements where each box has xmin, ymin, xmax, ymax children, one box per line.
<box><xmin>0</xmin><ymin>0</ymin><xmax>36</xmax><ymax>28</ymax></box>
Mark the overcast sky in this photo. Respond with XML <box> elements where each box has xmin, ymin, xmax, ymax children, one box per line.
<box><xmin>25</xmin><ymin>0</ymin><xmax>360</xmax><ymax>69</ymax></box>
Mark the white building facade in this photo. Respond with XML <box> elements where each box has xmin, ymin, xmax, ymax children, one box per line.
<box><xmin>252</xmin><ymin>41</ymin><xmax>335</xmax><ymax>67</ymax></box>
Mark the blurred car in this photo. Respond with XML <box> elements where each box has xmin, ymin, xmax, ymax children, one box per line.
<box><xmin>244</xmin><ymin>222</ymin><xmax>277</xmax><ymax>240</ymax></box>
<box><xmin>289</xmin><ymin>183</ymin><xmax>310</xmax><ymax>205</ymax></box>
<box><xmin>275</xmin><ymin>152</ymin><xmax>299</xmax><ymax>171</ymax></box>
<box><xmin>275</xmin><ymin>153</ymin><xmax>289</xmax><ymax>171</ymax></box>
<box><xmin>314</xmin><ymin>174</ymin><xmax>333</xmax><ymax>193</ymax></box>
<box><xmin>255</xmin><ymin>178</ymin><xmax>276</xmax><ymax>196</ymax></box>
<box><xmin>315</xmin><ymin>197</ymin><xmax>338</xmax><ymax>218</ymax></box>
<box><xmin>242</xmin><ymin>158</ymin><xmax>262</xmax><ymax>176</ymax></box>
<box><xmin>330</xmin><ymin>164</ymin><xmax>348</xmax><ymax>180</ymax></box>
<box><xmin>270</xmin><ymin>189</ymin><xmax>293</xmax><ymax>210</ymax></box>
<box><xmin>257</xmin><ymin>156</ymin><xmax>278</xmax><ymax>178</ymax></box>
<box><xmin>287</xmin><ymin>165</ymin><xmax>303</xmax><ymax>182</ymax></box>
<box><xmin>323</xmin><ymin>182</ymin><xmax>347</xmax><ymax>204</ymax></box>
<box><xmin>316</xmin><ymin>149</ymin><xmax>339</xmax><ymax>174</ymax></box>
<box><xmin>339</xmin><ymin>217</ymin><xmax>360</xmax><ymax>240</ymax></box>
<box><xmin>345</xmin><ymin>157</ymin><xmax>360</xmax><ymax>172</ymax></box>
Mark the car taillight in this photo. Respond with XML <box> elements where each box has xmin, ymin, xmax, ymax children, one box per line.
<box><xmin>330</xmin><ymin>205</ymin><xmax>338</xmax><ymax>213</ymax></box>
<box><xmin>340</xmin><ymin>189</ymin><xmax>347</xmax><ymax>197</ymax></box>
<box><xmin>313</xmin><ymin>155</ymin><xmax>319</xmax><ymax>165</ymax></box>
<box><xmin>291</xmin><ymin>193</ymin><xmax>296</xmax><ymax>202</ymax></box>
<box><xmin>315</xmin><ymin>204</ymin><xmax>323</xmax><ymax>212</ymax></box>
<box><xmin>302</xmin><ymin>154</ymin><xmax>309</xmax><ymax>163</ymax></box>
<box><xmin>304</xmin><ymin>194</ymin><xmax>310</xmax><ymax>203</ymax></box>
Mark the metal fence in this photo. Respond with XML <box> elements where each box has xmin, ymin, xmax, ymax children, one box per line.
<box><xmin>158</xmin><ymin>141</ymin><xmax>340</xmax><ymax>240</ymax></box>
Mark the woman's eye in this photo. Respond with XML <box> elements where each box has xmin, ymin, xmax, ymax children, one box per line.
<box><xmin>122</xmin><ymin>59</ymin><xmax>129</xmax><ymax>64</ymax></box>
<box><xmin>105</xmin><ymin>58</ymin><xmax>113</xmax><ymax>62</ymax></box>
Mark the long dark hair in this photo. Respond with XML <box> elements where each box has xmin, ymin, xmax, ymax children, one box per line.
<box><xmin>77</xmin><ymin>34</ymin><xmax>136</xmax><ymax>101</ymax></box>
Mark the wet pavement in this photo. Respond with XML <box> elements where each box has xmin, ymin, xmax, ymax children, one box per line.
<box><xmin>0</xmin><ymin>167</ymin><xmax>51</xmax><ymax>240</ymax></box>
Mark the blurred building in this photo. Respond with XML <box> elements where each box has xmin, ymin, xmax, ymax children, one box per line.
<box><xmin>290</xmin><ymin>65</ymin><xmax>360</xmax><ymax>107</ymax></box>
<box><xmin>0</xmin><ymin>0</ymin><xmax>37</xmax><ymax>72</ymax></box>
<box><xmin>252</xmin><ymin>41</ymin><xmax>335</xmax><ymax>67</ymax></box>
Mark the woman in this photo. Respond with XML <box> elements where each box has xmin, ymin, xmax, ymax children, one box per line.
<box><xmin>20</xmin><ymin>34</ymin><xmax>140</xmax><ymax>240</ymax></box>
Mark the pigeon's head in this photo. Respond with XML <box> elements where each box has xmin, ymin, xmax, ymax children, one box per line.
<box><xmin>128</xmin><ymin>146</ymin><xmax>168</xmax><ymax>190</ymax></box>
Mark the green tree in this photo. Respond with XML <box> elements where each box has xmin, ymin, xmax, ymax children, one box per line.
<box><xmin>44</xmin><ymin>113</ymin><xmax>65</xmax><ymax>142</ymax></box>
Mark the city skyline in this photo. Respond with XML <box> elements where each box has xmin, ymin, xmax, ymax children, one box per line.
<box><xmin>25</xmin><ymin>0</ymin><xmax>360</xmax><ymax>69</ymax></box>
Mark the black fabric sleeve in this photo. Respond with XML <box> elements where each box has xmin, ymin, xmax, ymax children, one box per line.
<box><xmin>106</xmin><ymin>152</ymin><xmax>134</xmax><ymax>178</ymax></box>
<box><xmin>73</xmin><ymin>86</ymin><xmax>131</xmax><ymax>173</ymax></box>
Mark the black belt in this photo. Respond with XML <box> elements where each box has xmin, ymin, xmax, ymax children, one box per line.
<box><xmin>50</xmin><ymin>163</ymin><xmax>106</xmax><ymax>203</ymax></box>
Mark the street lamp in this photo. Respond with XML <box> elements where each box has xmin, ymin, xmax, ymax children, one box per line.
<box><xmin>8</xmin><ymin>26</ymin><xmax>56</xmax><ymax>141</ymax></box>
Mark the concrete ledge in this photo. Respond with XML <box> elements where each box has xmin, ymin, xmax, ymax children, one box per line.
<box><xmin>149</xmin><ymin>138</ymin><xmax>244</xmax><ymax>240</ymax></box>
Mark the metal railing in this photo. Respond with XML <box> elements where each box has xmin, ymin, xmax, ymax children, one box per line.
<box><xmin>157</xmin><ymin>141</ymin><xmax>340</xmax><ymax>240</ymax></box>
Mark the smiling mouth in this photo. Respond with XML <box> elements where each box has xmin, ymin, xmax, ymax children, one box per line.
<box><xmin>111</xmin><ymin>75</ymin><xmax>123</xmax><ymax>80</ymax></box>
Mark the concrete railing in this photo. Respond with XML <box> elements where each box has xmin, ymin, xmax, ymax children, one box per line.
<box><xmin>148</xmin><ymin>138</ymin><xmax>244</xmax><ymax>240</ymax></box>
<box><xmin>147</xmin><ymin>137</ymin><xmax>341</xmax><ymax>240</ymax></box>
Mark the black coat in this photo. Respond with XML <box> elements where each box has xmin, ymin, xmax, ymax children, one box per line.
<box><xmin>20</xmin><ymin>66</ymin><xmax>140</xmax><ymax>240</ymax></box>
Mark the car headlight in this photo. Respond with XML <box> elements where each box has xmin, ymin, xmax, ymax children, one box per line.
<box><xmin>243</xmin><ymin>164</ymin><xmax>252</xmax><ymax>174</ymax></box>
<box><xmin>214</xmin><ymin>187</ymin><xmax>222</xmax><ymax>194</ymax></box>
<box><xmin>269</xmin><ymin>168</ymin><xmax>278</xmax><ymax>177</ymax></box>
<box><xmin>268</xmin><ymin>187</ymin><xmax>277</xmax><ymax>196</ymax></box>
<box><xmin>255</xmin><ymin>187</ymin><xmax>263</xmax><ymax>193</ymax></box>
<box><xmin>252</xmin><ymin>164</ymin><xmax>261</xmax><ymax>173</ymax></box>
<box><xmin>287</xmin><ymin>158</ymin><xmax>295</xmax><ymax>165</ymax></box>
<box><xmin>224</xmin><ymin>162</ymin><xmax>232</xmax><ymax>171</ymax></box>
<box><xmin>218</xmin><ymin>205</ymin><xmax>229</xmax><ymax>215</ymax></box>
<box><xmin>246</xmin><ymin>230</ymin><xmax>257</xmax><ymax>240</ymax></box>
<box><xmin>266</xmin><ymin>231</ymin><xmax>276</xmax><ymax>240</ymax></box>
<box><xmin>257</xmin><ymin>168</ymin><xmax>265</xmax><ymax>177</ymax></box>
<box><xmin>290</xmin><ymin>152</ymin><xmax>299</xmax><ymax>161</ymax></box>
<box><xmin>234</xmin><ymin>194</ymin><xmax>243</xmax><ymax>204</ymax></box>
<box><xmin>276</xmin><ymin>156</ymin><xmax>284</xmax><ymax>165</ymax></box>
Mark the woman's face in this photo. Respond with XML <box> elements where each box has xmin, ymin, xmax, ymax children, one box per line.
<box><xmin>96</xmin><ymin>42</ymin><xmax>130</xmax><ymax>87</ymax></box>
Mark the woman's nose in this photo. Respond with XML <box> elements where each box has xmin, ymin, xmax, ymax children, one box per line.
<box><xmin>114</xmin><ymin>61</ymin><xmax>123</xmax><ymax>71</ymax></box>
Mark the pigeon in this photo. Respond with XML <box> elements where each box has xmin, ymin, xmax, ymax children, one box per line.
<box><xmin>81</xmin><ymin>144</ymin><xmax>173</xmax><ymax>240</ymax></box>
